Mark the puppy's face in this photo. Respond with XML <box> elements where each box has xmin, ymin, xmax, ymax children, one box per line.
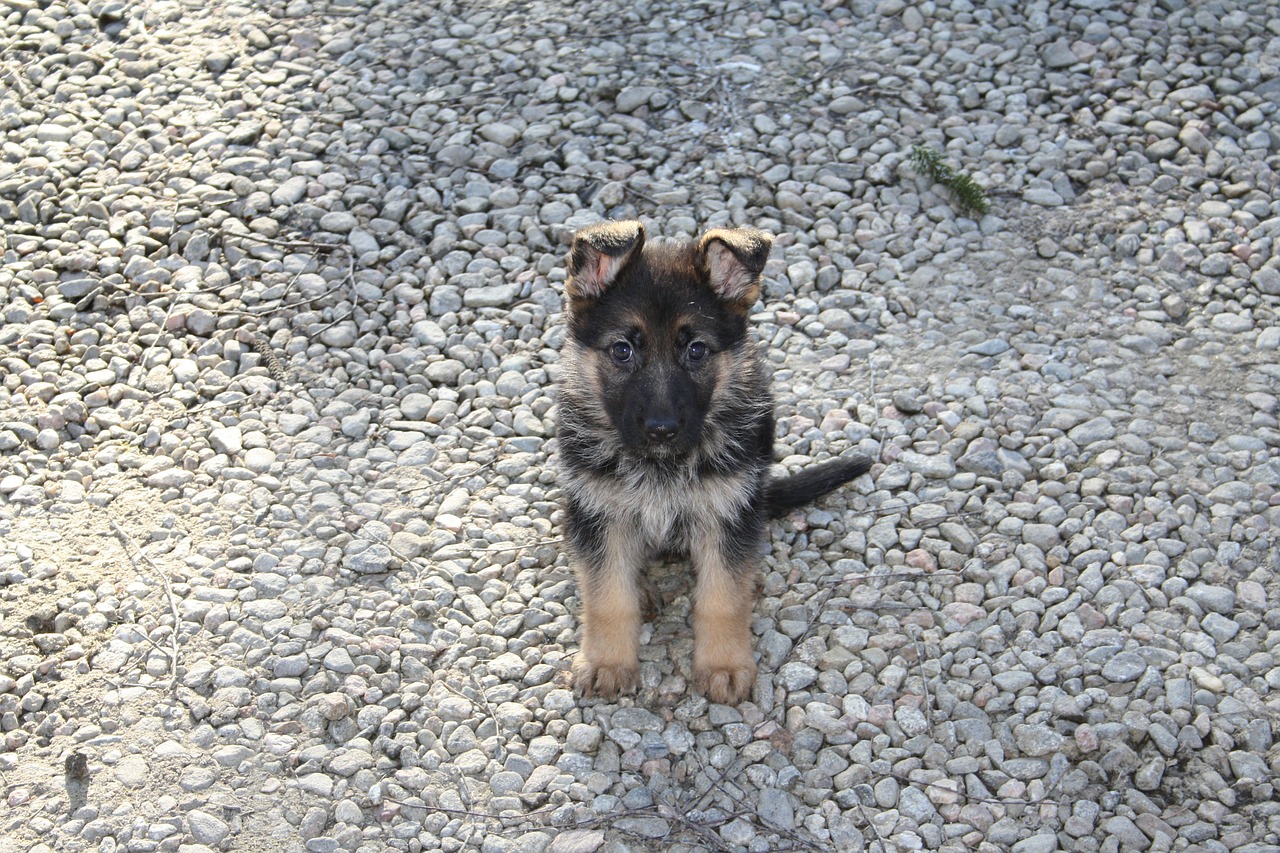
<box><xmin>562</xmin><ymin>222</ymin><xmax>772</xmax><ymax>461</ymax></box>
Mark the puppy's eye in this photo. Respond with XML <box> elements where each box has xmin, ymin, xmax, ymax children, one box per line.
<box><xmin>609</xmin><ymin>341</ymin><xmax>634</xmax><ymax>363</ymax></box>
<box><xmin>687</xmin><ymin>341</ymin><xmax>708</xmax><ymax>362</ymax></box>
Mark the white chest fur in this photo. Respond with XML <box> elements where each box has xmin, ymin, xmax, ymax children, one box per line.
<box><xmin>566</xmin><ymin>464</ymin><xmax>756</xmax><ymax>551</ymax></box>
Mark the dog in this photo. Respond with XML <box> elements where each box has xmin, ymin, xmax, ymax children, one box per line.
<box><xmin>556</xmin><ymin>220</ymin><xmax>870</xmax><ymax>705</ymax></box>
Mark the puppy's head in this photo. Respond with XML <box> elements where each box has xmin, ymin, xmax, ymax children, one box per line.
<box><xmin>562</xmin><ymin>220</ymin><xmax>773</xmax><ymax>460</ymax></box>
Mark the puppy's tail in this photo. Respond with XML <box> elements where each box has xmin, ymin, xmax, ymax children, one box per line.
<box><xmin>765</xmin><ymin>455</ymin><xmax>872</xmax><ymax>519</ymax></box>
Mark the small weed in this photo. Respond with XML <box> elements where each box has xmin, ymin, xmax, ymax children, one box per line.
<box><xmin>907</xmin><ymin>145</ymin><xmax>990</xmax><ymax>217</ymax></box>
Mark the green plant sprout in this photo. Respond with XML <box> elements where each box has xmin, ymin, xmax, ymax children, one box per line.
<box><xmin>908</xmin><ymin>145</ymin><xmax>990</xmax><ymax>217</ymax></box>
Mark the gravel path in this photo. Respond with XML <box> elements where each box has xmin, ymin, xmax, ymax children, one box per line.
<box><xmin>2</xmin><ymin>0</ymin><xmax>1279</xmax><ymax>851</ymax></box>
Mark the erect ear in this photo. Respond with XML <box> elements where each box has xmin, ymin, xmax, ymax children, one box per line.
<box><xmin>565</xmin><ymin>220</ymin><xmax>645</xmax><ymax>303</ymax></box>
<box><xmin>697</xmin><ymin>227</ymin><xmax>773</xmax><ymax>310</ymax></box>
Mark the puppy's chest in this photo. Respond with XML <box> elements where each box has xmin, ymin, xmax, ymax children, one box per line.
<box><xmin>580</xmin><ymin>466</ymin><xmax>756</xmax><ymax>547</ymax></box>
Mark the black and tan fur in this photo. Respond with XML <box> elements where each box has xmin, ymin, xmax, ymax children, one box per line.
<box><xmin>557</xmin><ymin>220</ymin><xmax>870</xmax><ymax>705</ymax></box>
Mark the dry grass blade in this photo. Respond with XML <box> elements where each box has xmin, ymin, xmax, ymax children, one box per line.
<box><xmin>109</xmin><ymin>521</ymin><xmax>182</xmax><ymax>688</ymax></box>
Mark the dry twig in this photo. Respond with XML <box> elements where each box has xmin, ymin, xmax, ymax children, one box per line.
<box><xmin>109</xmin><ymin>520</ymin><xmax>182</xmax><ymax>687</ymax></box>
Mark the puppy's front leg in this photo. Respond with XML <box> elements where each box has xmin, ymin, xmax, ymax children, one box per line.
<box><xmin>571</xmin><ymin>525</ymin><xmax>644</xmax><ymax>698</ymax></box>
<box><xmin>691</xmin><ymin>522</ymin><xmax>759</xmax><ymax>705</ymax></box>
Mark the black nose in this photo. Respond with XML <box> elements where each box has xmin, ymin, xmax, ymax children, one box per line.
<box><xmin>644</xmin><ymin>416</ymin><xmax>679</xmax><ymax>442</ymax></box>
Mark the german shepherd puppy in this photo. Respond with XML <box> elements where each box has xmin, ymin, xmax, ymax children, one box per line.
<box><xmin>557</xmin><ymin>220</ymin><xmax>870</xmax><ymax>705</ymax></box>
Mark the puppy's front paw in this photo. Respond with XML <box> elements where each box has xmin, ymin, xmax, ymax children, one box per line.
<box><xmin>572</xmin><ymin>655</ymin><xmax>639</xmax><ymax>699</ymax></box>
<box><xmin>694</xmin><ymin>659</ymin><xmax>757</xmax><ymax>705</ymax></box>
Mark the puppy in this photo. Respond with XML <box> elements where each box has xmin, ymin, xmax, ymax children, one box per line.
<box><xmin>556</xmin><ymin>220</ymin><xmax>869</xmax><ymax>704</ymax></box>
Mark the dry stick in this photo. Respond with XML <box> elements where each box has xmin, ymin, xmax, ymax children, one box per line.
<box><xmin>840</xmin><ymin>599</ymin><xmax>913</xmax><ymax>612</ymax></box>
<box><xmin>446</xmin><ymin>667</ymin><xmax>508</xmax><ymax>766</ymax></box>
<box><xmin>692</xmin><ymin>777</ymin><xmax>825</xmax><ymax>852</ymax></box>
<box><xmin>89</xmin><ymin>265</ymin><xmax>251</xmax><ymax>301</ymax></box>
<box><xmin>401</xmin><ymin>456</ymin><xmax>501</xmax><ymax>497</ymax></box>
<box><xmin>267</xmin><ymin>250</ymin><xmax>326</xmax><ymax>308</ymax></box>
<box><xmin>379</xmin><ymin>797</ymin><xmax>556</xmax><ymax>824</ymax></box>
<box><xmin>849</xmin><ymin>497</ymin><xmax>985</xmax><ymax>521</ymax></box>
<box><xmin>222</xmin><ymin>230</ymin><xmax>344</xmax><ymax>253</ymax></box>
<box><xmin>854</xmin><ymin>797</ymin><xmax>889</xmax><ymax>853</ymax></box>
<box><xmin>111</xmin><ymin>392</ymin><xmax>259</xmax><ymax>440</ymax></box>
<box><xmin>221</xmin><ymin>232</ymin><xmax>350</xmax><ymax>318</ymax></box>
<box><xmin>471</xmin><ymin>537</ymin><xmax>561</xmax><ymax>554</ymax></box>
<box><xmin>432</xmin><ymin>537</ymin><xmax>562</xmax><ymax>561</ymax></box>
<box><xmin>907</xmin><ymin>778</ymin><xmax>1062</xmax><ymax>809</ymax></box>
<box><xmin>377</xmin><ymin>795</ymin><xmax>763</xmax><ymax>849</ymax></box>
<box><xmin>679</xmin><ymin>739</ymin><xmax>824</xmax><ymax>850</ymax></box>
<box><xmin>651</xmin><ymin>797</ymin><xmax>735</xmax><ymax>852</ymax></box>
<box><xmin>178</xmin><ymin>392</ymin><xmax>266</xmax><ymax>418</ymax></box>
<box><xmin>181</xmin><ymin>247</ymin><xmax>327</xmax><ymax>319</ymax></box>
<box><xmin>677</xmin><ymin>747</ymin><xmax>721</xmax><ymax>813</ymax></box>
<box><xmin>270</xmin><ymin>277</ymin><xmax>357</xmax><ymax>312</ymax></box>
<box><xmin>865</xmin><ymin>358</ymin><xmax>889</xmax><ymax>463</ymax></box>
<box><xmin>909</xmin><ymin>627</ymin><xmax>935</xmax><ymax>729</ymax></box>
<box><xmin>573</xmin><ymin>803</ymin><xmax>733</xmax><ymax>851</ymax></box>
<box><xmin>107</xmin><ymin>626</ymin><xmax>174</xmax><ymax>672</ymax></box>
<box><xmin>681</xmin><ymin>741</ymin><xmax>751</xmax><ymax>827</ymax></box>
<box><xmin>110</xmin><ymin>520</ymin><xmax>181</xmax><ymax>687</ymax></box>
<box><xmin>310</xmin><ymin>251</ymin><xmax>360</xmax><ymax>335</ymax></box>
<box><xmin>769</xmin><ymin>579</ymin><xmax>840</xmax><ymax>679</ymax></box>
<box><xmin>820</xmin><ymin>568</ymin><xmax>965</xmax><ymax>586</ymax></box>
<box><xmin>445</xmin><ymin>764</ymin><xmax>482</xmax><ymax>851</ymax></box>
<box><xmin>729</xmin><ymin>812</ymin><xmax>824</xmax><ymax>852</ymax></box>
<box><xmin>117</xmin><ymin>680</ymin><xmax>179</xmax><ymax>691</ymax></box>
<box><xmin>138</xmin><ymin>282</ymin><xmax>191</xmax><ymax>375</ymax></box>
<box><xmin>178</xmin><ymin>269</ymin><xmax>353</xmax><ymax>321</ymax></box>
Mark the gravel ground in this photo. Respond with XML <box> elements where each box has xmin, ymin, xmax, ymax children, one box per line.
<box><xmin>2</xmin><ymin>0</ymin><xmax>1279</xmax><ymax>851</ymax></box>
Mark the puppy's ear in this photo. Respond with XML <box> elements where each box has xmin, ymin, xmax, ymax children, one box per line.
<box><xmin>698</xmin><ymin>227</ymin><xmax>773</xmax><ymax>310</ymax></box>
<box><xmin>566</xmin><ymin>220</ymin><xmax>645</xmax><ymax>302</ymax></box>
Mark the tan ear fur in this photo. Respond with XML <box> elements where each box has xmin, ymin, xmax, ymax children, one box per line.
<box><xmin>566</xmin><ymin>220</ymin><xmax>646</xmax><ymax>302</ymax></box>
<box><xmin>698</xmin><ymin>227</ymin><xmax>773</xmax><ymax>309</ymax></box>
